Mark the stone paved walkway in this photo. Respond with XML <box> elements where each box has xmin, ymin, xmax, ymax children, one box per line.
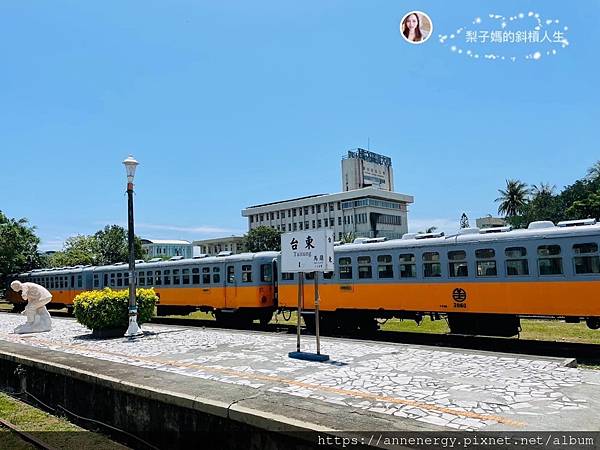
<box><xmin>1</xmin><ymin>314</ymin><xmax>599</xmax><ymax>431</ymax></box>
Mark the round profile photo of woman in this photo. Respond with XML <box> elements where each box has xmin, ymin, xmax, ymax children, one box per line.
<box><xmin>400</xmin><ymin>11</ymin><xmax>433</xmax><ymax>44</ymax></box>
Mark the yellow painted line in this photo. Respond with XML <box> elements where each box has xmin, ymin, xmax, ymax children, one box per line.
<box><xmin>2</xmin><ymin>333</ymin><xmax>524</xmax><ymax>427</ymax></box>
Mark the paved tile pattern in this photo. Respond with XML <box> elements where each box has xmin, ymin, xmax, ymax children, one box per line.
<box><xmin>0</xmin><ymin>314</ymin><xmax>597</xmax><ymax>430</ymax></box>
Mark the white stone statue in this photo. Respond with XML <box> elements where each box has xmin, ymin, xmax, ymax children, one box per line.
<box><xmin>10</xmin><ymin>280</ymin><xmax>52</xmax><ymax>334</ymax></box>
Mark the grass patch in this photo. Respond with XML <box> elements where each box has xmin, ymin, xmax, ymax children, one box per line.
<box><xmin>0</xmin><ymin>393</ymin><xmax>127</xmax><ymax>449</ymax></box>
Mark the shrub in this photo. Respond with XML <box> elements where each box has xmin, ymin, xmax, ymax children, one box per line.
<box><xmin>73</xmin><ymin>288</ymin><xmax>157</xmax><ymax>331</ymax></box>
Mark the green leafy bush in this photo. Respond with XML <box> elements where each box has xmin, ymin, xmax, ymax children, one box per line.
<box><xmin>73</xmin><ymin>288</ymin><xmax>157</xmax><ymax>330</ymax></box>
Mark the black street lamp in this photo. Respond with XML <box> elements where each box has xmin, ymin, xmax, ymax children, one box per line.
<box><xmin>123</xmin><ymin>155</ymin><xmax>142</xmax><ymax>337</ymax></box>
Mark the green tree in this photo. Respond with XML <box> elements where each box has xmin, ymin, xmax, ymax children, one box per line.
<box><xmin>0</xmin><ymin>211</ymin><xmax>43</xmax><ymax>287</ymax></box>
<box><xmin>339</xmin><ymin>232</ymin><xmax>356</xmax><ymax>244</ymax></box>
<box><xmin>586</xmin><ymin>160</ymin><xmax>600</xmax><ymax>181</ymax></box>
<box><xmin>530</xmin><ymin>182</ymin><xmax>556</xmax><ymax>198</ymax></box>
<box><xmin>47</xmin><ymin>235</ymin><xmax>97</xmax><ymax>267</ymax></box>
<box><xmin>242</xmin><ymin>226</ymin><xmax>282</xmax><ymax>252</ymax></box>
<box><xmin>94</xmin><ymin>225</ymin><xmax>146</xmax><ymax>265</ymax></box>
<box><xmin>495</xmin><ymin>179</ymin><xmax>529</xmax><ymax>218</ymax></box>
<box><xmin>566</xmin><ymin>191</ymin><xmax>600</xmax><ymax>220</ymax></box>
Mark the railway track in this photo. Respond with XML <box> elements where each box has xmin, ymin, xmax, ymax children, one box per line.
<box><xmin>0</xmin><ymin>417</ymin><xmax>58</xmax><ymax>450</ymax></box>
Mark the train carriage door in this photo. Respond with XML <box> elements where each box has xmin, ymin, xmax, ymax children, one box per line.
<box><xmin>224</xmin><ymin>264</ymin><xmax>237</xmax><ymax>308</ymax></box>
<box><xmin>272</xmin><ymin>259</ymin><xmax>279</xmax><ymax>303</ymax></box>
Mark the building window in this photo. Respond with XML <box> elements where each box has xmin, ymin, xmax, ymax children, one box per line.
<box><xmin>339</xmin><ymin>257</ymin><xmax>353</xmax><ymax>279</ymax></box>
<box><xmin>505</xmin><ymin>247</ymin><xmax>529</xmax><ymax>276</ymax></box>
<box><xmin>288</xmin><ymin>224</ymin><xmax>292</xmax><ymax>231</ymax></box>
<box><xmin>311</xmin><ymin>205</ymin><xmax>315</xmax><ymax>214</ymax></box>
<box><xmin>538</xmin><ymin>245</ymin><xmax>563</xmax><ymax>275</ymax></box>
<box><xmin>423</xmin><ymin>252</ymin><xmax>441</xmax><ymax>277</ymax></box>
<box><xmin>377</xmin><ymin>255</ymin><xmax>393</xmax><ymax>278</ymax></box>
<box><xmin>399</xmin><ymin>254</ymin><xmax>416</xmax><ymax>278</ymax></box>
<box><xmin>293</xmin><ymin>209</ymin><xmax>297</xmax><ymax>217</ymax></box>
<box><xmin>448</xmin><ymin>250</ymin><xmax>468</xmax><ymax>277</ymax></box>
<box><xmin>305</xmin><ymin>221</ymin><xmax>309</xmax><ymax>229</ymax></box>
<box><xmin>287</xmin><ymin>210</ymin><xmax>291</xmax><ymax>218</ymax></box>
<box><xmin>574</xmin><ymin>243</ymin><xmax>600</xmax><ymax>274</ymax></box>
<box><xmin>338</xmin><ymin>217</ymin><xmax>342</xmax><ymax>226</ymax></box>
<box><xmin>293</xmin><ymin>223</ymin><xmax>297</xmax><ymax>231</ymax></box>
<box><xmin>317</xmin><ymin>219</ymin><xmax>321</xmax><ymax>228</ymax></box>
<box><xmin>316</xmin><ymin>204</ymin><xmax>321</xmax><ymax>213</ymax></box>
<box><xmin>299</xmin><ymin>222</ymin><xmax>303</xmax><ymax>230</ymax></box>
<box><xmin>304</xmin><ymin>206</ymin><xmax>309</xmax><ymax>215</ymax></box>
<box><xmin>358</xmin><ymin>256</ymin><xmax>372</xmax><ymax>279</ymax></box>
<box><xmin>312</xmin><ymin>220</ymin><xmax>316</xmax><ymax>228</ymax></box>
<box><xmin>324</xmin><ymin>203</ymin><xmax>328</xmax><ymax>212</ymax></box>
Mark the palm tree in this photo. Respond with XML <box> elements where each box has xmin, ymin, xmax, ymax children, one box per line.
<box><xmin>586</xmin><ymin>161</ymin><xmax>600</xmax><ymax>181</ymax></box>
<box><xmin>530</xmin><ymin>182</ymin><xmax>556</xmax><ymax>198</ymax></box>
<box><xmin>495</xmin><ymin>179</ymin><xmax>529</xmax><ymax>217</ymax></box>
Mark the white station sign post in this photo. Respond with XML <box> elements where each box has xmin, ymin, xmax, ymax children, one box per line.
<box><xmin>281</xmin><ymin>229</ymin><xmax>334</xmax><ymax>362</ymax></box>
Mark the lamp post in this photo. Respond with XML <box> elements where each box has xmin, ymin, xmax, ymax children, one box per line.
<box><xmin>123</xmin><ymin>155</ymin><xmax>142</xmax><ymax>337</ymax></box>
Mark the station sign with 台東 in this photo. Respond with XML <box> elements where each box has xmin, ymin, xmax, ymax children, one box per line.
<box><xmin>281</xmin><ymin>230</ymin><xmax>335</xmax><ymax>273</ymax></box>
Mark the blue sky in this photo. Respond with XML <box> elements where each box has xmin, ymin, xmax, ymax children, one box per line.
<box><xmin>1</xmin><ymin>1</ymin><xmax>597</xmax><ymax>251</ymax></box>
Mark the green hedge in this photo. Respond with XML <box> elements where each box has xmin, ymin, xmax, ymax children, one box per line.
<box><xmin>73</xmin><ymin>288</ymin><xmax>157</xmax><ymax>330</ymax></box>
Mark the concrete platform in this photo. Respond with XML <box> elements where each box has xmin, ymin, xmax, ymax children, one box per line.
<box><xmin>1</xmin><ymin>313</ymin><xmax>599</xmax><ymax>441</ymax></box>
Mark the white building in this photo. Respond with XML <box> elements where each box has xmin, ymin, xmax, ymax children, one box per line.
<box><xmin>242</xmin><ymin>187</ymin><xmax>414</xmax><ymax>241</ymax></box>
<box><xmin>192</xmin><ymin>236</ymin><xmax>245</xmax><ymax>256</ymax></box>
<box><xmin>140</xmin><ymin>239</ymin><xmax>193</xmax><ymax>259</ymax></box>
<box><xmin>341</xmin><ymin>149</ymin><xmax>394</xmax><ymax>191</ymax></box>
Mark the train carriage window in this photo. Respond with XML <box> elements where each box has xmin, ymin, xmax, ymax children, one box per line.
<box><xmin>260</xmin><ymin>264</ymin><xmax>272</xmax><ymax>282</ymax></box>
<box><xmin>71</xmin><ymin>275</ymin><xmax>75</xmax><ymax>288</ymax></box>
<box><xmin>202</xmin><ymin>267</ymin><xmax>211</xmax><ymax>284</ymax></box>
<box><xmin>399</xmin><ymin>254</ymin><xmax>416</xmax><ymax>278</ymax></box>
<box><xmin>164</xmin><ymin>269</ymin><xmax>171</xmax><ymax>285</ymax></box>
<box><xmin>573</xmin><ymin>243</ymin><xmax>600</xmax><ymax>274</ymax></box>
<box><xmin>147</xmin><ymin>271</ymin><xmax>154</xmax><ymax>285</ymax></box>
<box><xmin>227</xmin><ymin>266</ymin><xmax>235</xmax><ymax>283</ymax></box>
<box><xmin>377</xmin><ymin>255</ymin><xmax>393</xmax><ymax>279</ymax></box>
<box><xmin>323</xmin><ymin>271</ymin><xmax>334</xmax><ymax>279</ymax></box>
<box><xmin>213</xmin><ymin>267</ymin><xmax>220</xmax><ymax>283</ymax></box>
<box><xmin>448</xmin><ymin>250</ymin><xmax>468</xmax><ymax>277</ymax></box>
<box><xmin>173</xmin><ymin>269</ymin><xmax>180</xmax><ymax>285</ymax></box>
<box><xmin>358</xmin><ymin>256</ymin><xmax>372</xmax><ymax>279</ymax></box>
<box><xmin>117</xmin><ymin>272</ymin><xmax>123</xmax><ymax>287</ymax></box>
<box><xmin>423</xmin><ymin>252</ymin><xmax>441</xmax><ymax>277</ymax></box>
<box><xmin>104</xmin><ymin>273</ymin><xmax>108</xmax><ymax>287</ymax></box>
<box><xmin>476</xmin><ymin>248</ymin><xmax>497</xmax><ymax>276</ymax></box>
<box><xmin>77</xmin><ymin>275</ymin><xmax>83</xmax><ymax>288</ymax></box>
<box><xmin>282</xmin><ymin>272</ymin><xmax>294</xmax><ymax>280</ymax></box>
<box><xmin>155</xmin><ymin>270</ymin><xmax>162</xmax><ymax>286</ymax></box>
<box><xmin>50</xmin><ymin>278</ymin><xmax>55</xmax><ymax>289</ymax></box>
<box><xmin>505</xmin><ymin>247</ymin><xmax>529</xmax><ymax>276</ymax></box>
<box><xmin>93</xmin><ymin>274</ymin><xmax>100</xmax><ymax>288</ymax></box>
<box><xmin>182</xmin><ymin>268</ymin><xmax>190</xmax><ymax>285</ymax></box>
<box><xmin>305</xmin><ymin>272</ymin><xmax>315</xmax><ymax>280</ymax></box>
<box><xmin>124</xmin><ymin>273</ymin><xmax>129</xmax><ymax>287</ymax></box>
<box><xmin>242</xmin><ymin>265</ymin><xmax>252</xmax><ymax>282</ymax></box>
<box><xmin>109</xmin><ymin>273</ymin><xmax>116</xmax><ymax>287</ymax></box>
<box><xmin>192</xmin><ymin>268</ymin><xmax>200</xmax><ymax>284</ymax></box>
<box><xmin>138</xmin><ymin>272</ymin><xmax>146</xmax><ymax>286</ymax></box>
<box><xmin>538</xmin><ymin>245</ymin><xmax>563</xmax><ymax>275</ymax></box>
<box><xmin>338</xmin><ymin>257</ymin><xmax>353</xmax><ymax>279</ymax></box>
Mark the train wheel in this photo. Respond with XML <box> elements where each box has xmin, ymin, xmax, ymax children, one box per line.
<box><xmin>302</xmin><ymin>314</ymin><xmax>316</xmax><ymax>334</ymax></box>
<box><xmin>586</xmin><ymin>317</ymin><xmax>600</xmax><ymax>330</ymax></box>
<box><xmin>259</xmin><ymin>311</ymin><xmax>273</xmax><ymax>328</ymax></box>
